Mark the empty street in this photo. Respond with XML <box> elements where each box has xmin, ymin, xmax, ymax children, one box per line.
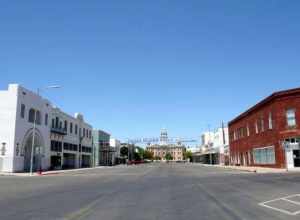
<box><xmin>0</xmin><ymin>164</ymin><xmax>300</xmax><ymax>220</ymax></box>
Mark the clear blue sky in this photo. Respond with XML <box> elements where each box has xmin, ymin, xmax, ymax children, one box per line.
<box><xmin>1</xmin><ymin>0</ymin><xmax>300</xmax><ymax>142</ymax></box>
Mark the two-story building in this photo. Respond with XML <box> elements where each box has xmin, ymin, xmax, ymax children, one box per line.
<box><xmin>229</xmin><ymin>87</ymin><xmax>300</xmax><ymax>169</ymax></box>
<box><xmin>0</xmin><ymin>84</ymin><xmax>93</xmax><ymax>172</ymax></box>
<box><xmin>50</xmin><ymin>108</ymin><xmax>93</xmax><ymax>170</ymax></box>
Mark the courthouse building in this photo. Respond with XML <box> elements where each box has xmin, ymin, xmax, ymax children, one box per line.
<box><xmin>0</xmin><ymin>84</ymin><xmax>93</xmax><ymax>172</ymax></box>
<box><xmin>146</xmin><ymin>129</ymin><xmax>186</xmax><ymax>161</ymax></box>
<box><xmin>229</xmin><ymin>87</ymin><xmax>300</xmax><ymax>169</ymax></box>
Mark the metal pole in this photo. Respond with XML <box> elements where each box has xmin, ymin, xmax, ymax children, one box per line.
<box><xmin>30</xmin><ymin>108</ymin><xmax>37</xmax><ymax>176</ymax></box>
<box><xmin>127</xmin><ymin>141</ymin><xmax>129</xmax><ymax>164</ymax></box>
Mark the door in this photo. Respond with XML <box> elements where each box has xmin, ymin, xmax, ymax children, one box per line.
<box><xmin>293</xmin><ymin>150</ymin><xmax>300</xmax><ymax>167</ymax></box>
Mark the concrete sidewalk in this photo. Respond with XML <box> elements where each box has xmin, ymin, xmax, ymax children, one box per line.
<box><xmin>198</xmin><ymin>164</ymin><xmax>300</xmax><ymax>173</ymax></box>
<box><xmin>0</xmin><ymin>165</ymin><xmax>129</xmax><ymax>177</ymax></box>
<box><xmin>196</xmin><ymin>164</ymin><xmax>292</xmax><ymax>173</ymax></box>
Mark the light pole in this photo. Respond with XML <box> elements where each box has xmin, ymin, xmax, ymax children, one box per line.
<box><xmin>30</xmin><ymin>85</ymin><xmax>61</xmax><ymax>176</ymax></box>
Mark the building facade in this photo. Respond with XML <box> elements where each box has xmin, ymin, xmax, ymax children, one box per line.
<box><xmin>229</xmin><ymin>87</ymin><xmax>300</xmax><ymax>169</ymax></box>
<box><xmin>0</xmin><ymin>84</ymin><xmax>93</xmax><ymax>172</ymax></box>
<box><xmin>193</xmin><ymin>127</ymin><xmax>228</xmax><ymax>165</ymax></box>
<box><xmin>50</xmin><ymin>108</ymin><xmax>93</xmax><ymax>170</ymax></box>
<box><xmin>110</xmin><ymin>138</ymin><xmax>121</xmax><ymax>164</ymax></box>
<box><xmin>146</xmin><ymin>129</ymin><xmax>186</xmax><ymax>161</ymax></box>
<box><xmin>147</xmin><ymin>145</ymin><xmax>185</xmax><ymax>161</ymax></box>
<box><xmin>93</xmin><ymin>130</ymin><xmax>115</xmax><ymax>166</ymax></box>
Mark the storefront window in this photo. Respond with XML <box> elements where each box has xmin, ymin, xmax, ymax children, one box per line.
<box><xmin>253</xmin><ymin>146</ymin><xmax>275</xmax><ymax>164</ymax></box>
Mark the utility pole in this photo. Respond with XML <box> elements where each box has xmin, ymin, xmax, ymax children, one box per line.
<box><xmin>30</xmin><ymin>109</ymin><xmax>37</xmax><ymax>176</ymax></box>
<box><xmin>222</xmin><ymin>121</ymin><xmax>226</xmax><ymax>145</ymax></box>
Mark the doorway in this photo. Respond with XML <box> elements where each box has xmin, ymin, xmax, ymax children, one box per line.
<box><xmin>293</xmin><ymin>150</ymin><xmax>300</xmax><ymax>167</ymax></box>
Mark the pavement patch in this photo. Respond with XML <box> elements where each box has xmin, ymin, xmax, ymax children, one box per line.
<box><xmin>259</xmin><ymin>194</ymin><xmax>300</xmax><ymax>216</ymax></box>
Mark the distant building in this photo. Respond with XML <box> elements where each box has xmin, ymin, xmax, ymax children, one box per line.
<box><xmin>146</xmin><ymin>129</ymin><xmax>186</xmax><ymax>161</ymax></box>
<box><xmin>93</xmin><ymin>130</ymin><xmax>116</xmax><ymax>166</ymax></box>
<box><xmin>110</xmin><ymin>138</ymin><xmax>121</xmax><ymax>164</ymax></box>
<box><xmin>229</xmin><ymin>87</ymin><xmax>300</xmax><ymax>169</ymax></box>
<box><xmin>192</xmin><ymin>127</ymin><xmax>228</xmax><ymax>165</ymax></box>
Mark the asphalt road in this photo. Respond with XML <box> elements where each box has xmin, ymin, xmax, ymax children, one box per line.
<box><xmin>1</xmin><ymin>163</ymin><xmax>300</xmax><ymax>220</ymax></box>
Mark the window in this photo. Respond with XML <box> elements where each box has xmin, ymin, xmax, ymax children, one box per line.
<box><xmin>52</xmin><ymin>119</ymin><xmax>55</xmax><ymax>128</ymax></box>
<box><xmin>64</xmin><ymin>120</ymin><xmax>68</xmax><ymax>132</ymax></box>
<box><xmin>28</xmin><ymin>109</ymin><xmax>35</xmax><ymax>123</ymax></box>
<box><xmin>55</xmin><ymin>117</ymin><xmax>59</xmax><ymax>128</ymax></box>
<box><xmin>83</xmin><ymin>128</ymin><xmax>85</xmax><ymax>138</ymax></box>
<box><xmin>268</xmin><ymin>112</ymin><xmax>273</xmax><ymax>129</ymax></box>
<box><xmin>51</xmin><ymin>141</ymin><xmax>62</xmax><ymax>152</ymax></box>
<box><xmin>246</xmin><ymin>124</ymin><xmax>250</xmax><ymax>136</ymax></box>
<box><xmin>255</xmin><ymin>121</ymin><xmax>258</xmax><ymax>134</ymax></box>
<box><xmin>286</xmin><ymin>109</ymin><xmax>296</xmax><ymax>127</ymax></box>
<box><xmin>253</xmin><ymin>146</ymin><xmax>275</xmax><ymax>164</ymax></box>
<box><xmin>70</xmin><ymin>123</ymin><xmax>73</xmax><ymax>134</ymax></box>
<box><xmin>21</xmin><ymin>104</ymin><xmax>25</xmax><ymax>118</ymax></box>
<box><xmin>261</xmin><ymin>117</ymin><xmax>264</xmax><ymax>132</ymax></box>
<box><xmin>36</xmin><ymin>111</ymin><xmax>41</xmax><ymax>125</ymax></box>
<box><xmin>75</xmin><ymin>125</ymin><xmax>78</xmax><ymax>135</ymax></box>
<box><xmin>45</xmin><ymin>114</ymin><xmax>48</xmax><ymax>126</ymax></box>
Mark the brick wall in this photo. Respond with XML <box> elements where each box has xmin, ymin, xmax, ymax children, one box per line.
<box><xmin>229</xmin><ymin>93</ymin><xmax>300</xmax><ymax>168</ymax></box>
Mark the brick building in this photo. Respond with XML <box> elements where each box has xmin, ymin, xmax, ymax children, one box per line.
<box><xmin>229</xmin><ymin>87</ymin><xmax>300</xmax><ymax>169</ymax></box>
<box><xmin>147</xmin><ymin>144</ymin><xmax>186</xmax><ymax>161</ymax></box>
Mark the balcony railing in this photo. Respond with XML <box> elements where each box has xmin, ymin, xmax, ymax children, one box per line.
<box><xmin>51</xmin><ymin>127</ymin><xmax>67</xmax><ymax>135</ymax></box>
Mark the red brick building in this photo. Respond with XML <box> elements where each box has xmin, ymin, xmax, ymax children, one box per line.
<box><xmin>229</xmin><ymin>87</ymin><xmax>300</xmax><ymax>169</ymax></box>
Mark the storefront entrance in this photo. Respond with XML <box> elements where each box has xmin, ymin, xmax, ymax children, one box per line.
<box><xmin>63</xmin><ymin>153</ymin><xmax>76</xmax><ymax>169</ymax></box>
<box><xmin>50</xmin><ymin>156</ymin><xmax>61</xmax><ymax>170</ymax></box>
<box><xmin>284</xmin><ymin>138</ymin><xmax>300</xmax><ymax>169</ymax></box>
<box><xmin>82</xmin><ymin>155</ymin><xmax>91</xmax><ymax>168</ymax></box>
<box><xmin>293</xmin><ymin>150</ymin><xmax>300</xmax><ymax>167</ymax></box>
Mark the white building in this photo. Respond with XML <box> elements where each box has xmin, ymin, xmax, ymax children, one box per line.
<box><xmin>195</xmin><ymin>127</ymin><xmax>229</xmax><ymax>165</ymax></box>
<box><xmin>0</xmin><ymin>84</ymin><xmax>93</xmax><ymax>172</ymax></box>
<box><xmin>201</xmin><ymin>132</ymin><xmax>214</xmax><ymax>146</ymax></box>
<box><xmin>50</xmin><ymin>108</ymin><xmax>93</xmax><ymax>170</ymax></box>
<box><xmin>110</xmin><ymin>138</ymin><xmax>121</xmax><ymax>160</ymax></box>
<box><xmin>211</xmin><ymin>127</ymin><xmax>229</xmax><ymax>155</ymax></box>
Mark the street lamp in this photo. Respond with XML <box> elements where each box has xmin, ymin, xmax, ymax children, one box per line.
<box><xmin>30</xmin><ymin>85</ymin><xmax>61</xmax><ymax>176</ymax></box>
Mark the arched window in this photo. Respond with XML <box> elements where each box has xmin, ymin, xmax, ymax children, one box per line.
<box><xmin>21</xmin><ymin>104</ymin><xmax>26</xmax><ymax>119</ymax></box>
<box><xmin>55</xmin><ymin>117</ymin><xmax>59</xmax><ymax>128</ymax></box>
<box><xmin>28</xmin><ymin>109</ymin><xmax>35</xmax><ymax>123</ymax></box>
<box><xmin>75</xmin><ymin>125</ymin><xmax>78</xmax><ymax>135</ymax></box>
<box><xmin>45</xmin><ymin>114</ymin><xmax>48</xmax><ymax>126</ymax></box>
<box><xmin>64</xmin><ymin>120</ymin><xmax>68</xmax><ymax>132</ymax></box>
<box><xmin>70</xmin><ymin>123</ymin><xmax>73</xmax><ymax>133</ymax></box>
<box><xmin>36</xmin><ymin>110</ymin><xmax>41</xmax><ymax>125</ymax></box>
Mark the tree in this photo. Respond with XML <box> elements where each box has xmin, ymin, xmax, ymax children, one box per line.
<box><xmin>120</xmin><ymin>147</ymin><xmax>128</xmax><ymax>157</ymax></box>
<box><xmin>135</xmin><ymin>147</ymin><xmax>144</xmax><ymax>161</ymax></box>
<box><xmin>143</xmin><ymin>150</ymin><xmax>154</xmax><ymax>160</ymax></box>
<box><xmin>154</xmin><ymin>156</ymin><xmax>161</xmax><ymax>161</ymax></box>
<box><xmin>184</xmin><ymin>150</ymin><xmax>193</xmax><ymax>161</ymax></box>
<box><xmin>165</xmin><ymin>153</ymin><xmax>173</xmax><ymax>161</ymax></box>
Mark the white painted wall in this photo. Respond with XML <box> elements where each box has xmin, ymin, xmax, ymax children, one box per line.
<box><xmin>0</xmin><ymin>84</ymin><xmax>51</xmax><ymax>172</ymax></box>
<box><xmin>0</xmin><ymin>84</ymin><xmax>93</xmax><ymax>172</ymax></box>
<box><xmin>110</xmin><ymin>138</ymin><xmax>121</xmax><ymax>158</ymax></box>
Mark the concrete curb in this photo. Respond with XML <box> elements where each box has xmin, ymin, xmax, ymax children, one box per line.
<box><xmin>0</xmin><ymin>165</ymin><xmax>128</xmax><ymax>177</ymax></box>
<box><xmin>195</xmin><ymin>163</ymin><xmax>288</xmax><ymax>174</ymax></box>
